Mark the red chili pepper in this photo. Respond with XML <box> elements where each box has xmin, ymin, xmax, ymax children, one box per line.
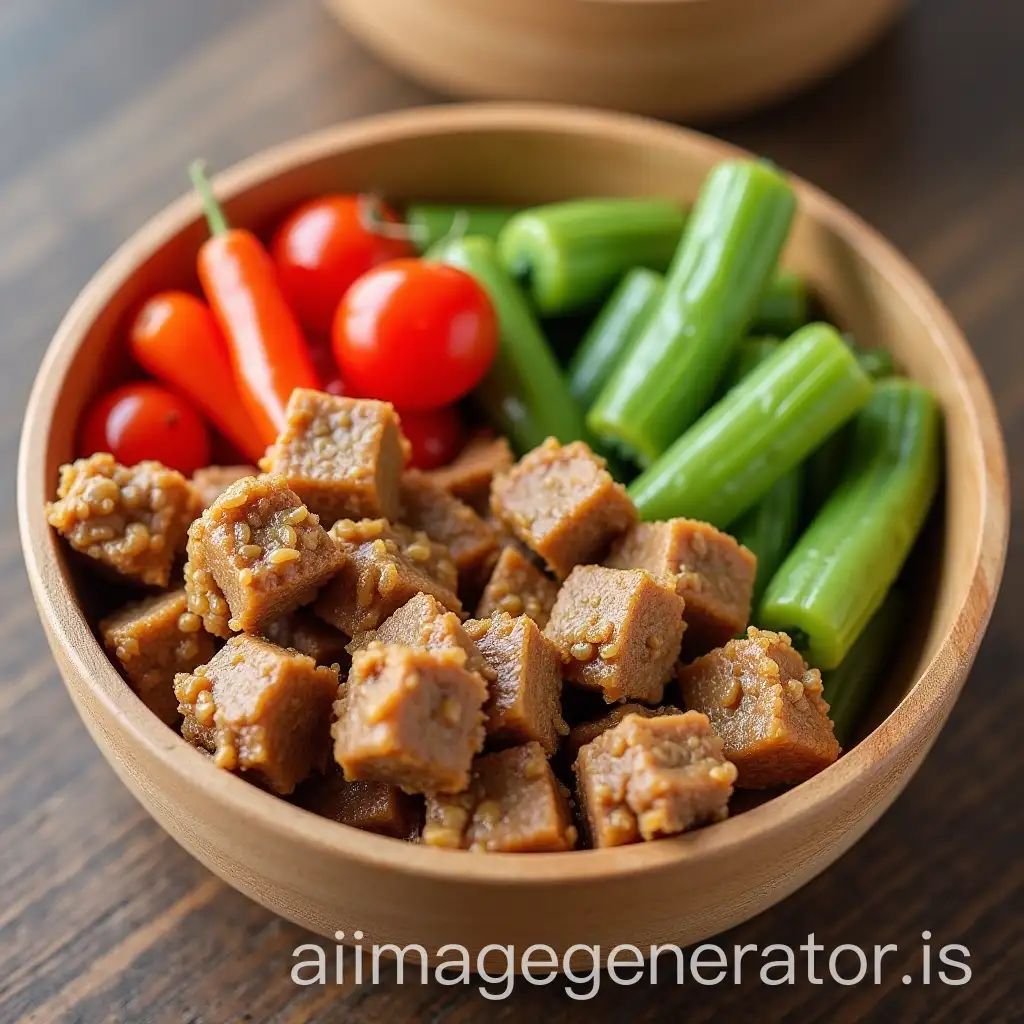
<box><xmin>189</xmin><ymin>160</ymin><xmax>319</xmax><ymax>446</ymax></box>
<box><xmin>128</xmin><ymin>291</ymin><xmax>264</xmax><ymax>463</ymax></box>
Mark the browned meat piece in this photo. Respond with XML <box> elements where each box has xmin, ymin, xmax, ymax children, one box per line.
<box><xmin>400</xmin><ymin>470</ymin><xmax>500</xmax><ymax>594</ymax></box>
<box><xmin>476</xmin><ymin>546</ymin><xmax>559</xmax><ymax>629</ymax></box>
<box><xmin>261</xmin><ymin>608</ymin><xmax>350</xmax><ymax>667</ymax></box>
<box><xmin>544</xmin><ymin>566</ymin><xmax>685</xmax><ymax>704</ymax></box>
<box><xmin>678</xmin><ymin>628</ymin><xmax>840</xmax><ymax>788</ymax></box>
<box><xmin>184</xmin><ymin>474</ymin><xmax>342</xmax><ymax>637</ymax></box>
<box><xmin>313</xmin><ymin>519</ymin><xmax>461</xmax><ymax>636</ymax></box>
<box><xmin>490</xmin><ymin>438</ymin><xmax>637</xmax><ymax>579</ymax></box>
<box><xmin>46</xmin><ymin>453</ymin><xmax>199</xmax><ymax>587</ymax></box>
<box><xmin>293</xmin><ymin>764</ymin><xmax>423</xmax><ymax>839</ymax></box>
<box><xmin>423</xmin><ymin>431</ymin><xmax>513</xmax><ymax>513</ymax></box>
<box><xmin>347</xmin><ymin>592</ymin><xmax>493</xmax><ymax>683</ymax></box>
<box><xmin>574</xmin><ymin>712</ymin><xmax>736</xmax><ymax>848</ymax></box>
<box><xmin>464</xmin><ymin>613</ymin><xmax>567</xmax><ymax>756</ymax></box>
<box><xmin>605</xmin><ymin>519</ymin><xmax>756</xmax><ymax>658</ymax></box>
<box><xmin>174</xmin><ymin>634</ymin><xmax>339</xmax><ymax>795</ymax></box>
<box><xmin>191</xmin><ymin>465</ymin><xmax>260</xmax><ymax>510</ymax></box>
<box><xmin>564</xmin><ymin>703</ymin><xmax>681</xmax><ymax>762</ymax></box>
<box><xmin>333</xmin><ymin>644</ymin><xmax>487</xmax><ymax>795</ymax></box>
<box><xmin>259</xmin><ymin>390</ymin><xmax>408</xmax><ymax>524</ymax></box>
<box><xmin>99</xmin><ymin>588</ymin><xmax>216</xmax><ymax>725</ymax></box>
<box><xmin>423</xmin><ymin>743</ymin><xmax>577</xmax><ymax>852</ymax></box>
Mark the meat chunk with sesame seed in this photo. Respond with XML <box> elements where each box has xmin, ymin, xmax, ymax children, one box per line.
<box><xmin>490</xmin><ymin>438</ymin><xmax>637</xmax><ymax>579</ymax></box>
<box><xmin>174</xmin><ymin>634</ymin><xmax>339</xmax><ymax>795</ymax></box>
<box><xmin>400</xmin><ymin>469</ymin><xmax>500</xmax><ymax>595</ymax></box>
<box><xmin>192</xmin><ymin>465</ymin><xmax>260</xmax><ymax>510</ymax></box>
<box><xmin>573</xmin><ymin>712</ymin><xmax>736</xmax><ymax>848</ymax></box>
<box><xmin>261</xmin><ymin>608</ymin><xmax>350</xmax><ymax>669</ymax></box>
<box><xmin>476</xmin><ymin>545</ymin><xmax>559</xmax><ymax>629</ymax></box>
<box><xmin>463</xmin><ymin>612</ymin><xmax>567</xmax><ymax>756</ymax></box>
<box><xmin>678</xmin><ymin>628</ymin><xmax>840</xmax><ymax>788</ymax></box>
<box><xmin>564</xmin><ymin>703</ymin><xmax>681</xmax><ymax>763</ymax></box>
<box><xmin>544</xmin><ymin>565</ymin><xmax>686</xmax><ymax>704</ymax></box>
<box><xmin>422</xmin><ymin>431</ymin><xmax>513</xmax><ymax>514</ymax></box>
<box><xmin>605</xmin><ymin>519</ymin><xmax>756</xmax><ymax>658</ymax></box>
<box><xmin>259</xmin><ymin>390</ymin><xmax>408</xmax><ymax>525</ymax></box>
<box><xmin>423</xmin><ymin>743</ymin><xmax>576</xmax><ymax>852</ymax></box>
<box><xmin>333</xmin><ymin>644</ymin><xmax>488</xmax><ymax>796</ymax></box>
<box><xmin>184</xmin><ymin>474</ymin><xmax>343</xmax><ymax>637</ymax></box>
<box><xmin>46</xmin><ymin>453</ymin><xmax>199</xmax><ymax>587</ymax></box>
<box><xmin>99</xmin><ymin>588</ymin><xmax>216</xmax><ymax>726</ymax></box>
<box><xmin>293</xmin><ymin>764</ymin><xmax>423</xmax><ymax>839</ymax></box>
<box><xmin>313</xmin><ymin>518</ymin><xmax>461</xmax><ymax>637</ymax></box>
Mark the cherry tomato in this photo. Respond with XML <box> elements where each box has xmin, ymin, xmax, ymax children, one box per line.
<box><xmin>399</xmin><ymin>406</ymin><xmax>465</xmax><ymax>470</ymax></box>
<box><xmin>332</xmin><ymin>259</ymin><xmax>497</xmax><ymax>411</ymax></box>
<box><xmin>272</xmin><ymin>195</ymin><xmax>412</xmax><ymax>336</ymax></box>
<box><xmin>80</xmin><ymin>382</ymin><xmax>211</xmax><ymax>476</ymax></box>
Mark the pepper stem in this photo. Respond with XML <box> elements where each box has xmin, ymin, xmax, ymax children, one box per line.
<box><xmin>188</xmin><ymin>159</ymin><xmax>230</xmax><ymax>237</ymax></box>
<box><xmin>356</xmin><ymin>193</ymin><xmax>423</xmax><ymax>245</ymax></box>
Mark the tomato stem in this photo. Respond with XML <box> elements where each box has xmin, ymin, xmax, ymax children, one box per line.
<box><xmin>357</xmin><ymin>193</ymin><xmax>423</xmax><ymax>244</ymax></box>
<box><xmin>188</xmin><ymin>159</ymin><xmax>230</xmax><ymax>237</ymax></box>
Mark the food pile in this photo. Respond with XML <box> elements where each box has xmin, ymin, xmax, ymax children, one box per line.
<box><xmin>45</xmin><ymin>157</ymin><xmax>940</xmax><ymax>851</ymax></box>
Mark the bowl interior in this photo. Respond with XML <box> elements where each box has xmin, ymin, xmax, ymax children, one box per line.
<box><xmin>22</xmin><ymin>106</ymin><xmax>1006</xmax><ymax>874</ymax></box>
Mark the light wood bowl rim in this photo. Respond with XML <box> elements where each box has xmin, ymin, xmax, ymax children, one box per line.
<box><xmin>17</xmin><ymin>103</ymin><xmax>1009</xmax><ymax>885</ymax></box>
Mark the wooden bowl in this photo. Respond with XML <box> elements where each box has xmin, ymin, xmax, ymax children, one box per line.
<box><xmin>18</xmin><ymin>105</ymin><xmax>1008</xmax><ymax>964</ymax></box>
<box><xmin>325</xmin><ymin>0</ymin><xmax>906</xmax><ymax>121</ymax></box>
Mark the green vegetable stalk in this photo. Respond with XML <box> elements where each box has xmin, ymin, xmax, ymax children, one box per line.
<box><xmin>759</xmin><ymin>379</ymin><xmax>941</xmax><ymax>669</ymax></box>
<box><xmin>752</xmin><ymin>270</ymin><xmax>809</xmax><ymax>336</ymax></box>
<box><xmin>589</xmin><ymin>161</ymin><xmax>797</xmax><ymax>465</ymax></box>
<box><xmin>406</xmin><ymin>204</ymin><xmax>520</xmax><ymax>253</ymax></box>
<box><xmin>628</xmin><ymin>323</ymin><xmax>873</xmax><ymax>527</ymax></box>
<box><xmin>567</xmin><ymin>268</ymin><xmax>664</xmax><ymax>406</ymax></box>
<box><xmin>497</xmin><ymin>198</ymin><xmax>686</xmax><ymax>317</ymax></box>
<box><xmin>427</xmin><ymin>235</ymin><xmax>587</xmax><ymax>454</ymax></box>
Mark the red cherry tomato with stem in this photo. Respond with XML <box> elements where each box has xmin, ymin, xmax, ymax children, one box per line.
<box><xmin>399</xmin><ymin>406</ymin><xmax>465</xmax><ymax>470</ymax></box>
<box><xmin>80</xmin><ymin>382</ymin><xmax>211</xmax><ymax>476</ymax></box>
<box><xmin>272</xmin><ymin>195</ymin><xmax>412</xmax><ymax>336</ymax></box>
<box><xmin>332</xmin><ymin>259</ymin><xmax>497</xmax><ymax>411</ymax></box>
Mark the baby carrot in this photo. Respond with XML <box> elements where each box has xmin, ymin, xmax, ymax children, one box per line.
<box><xmin>128</xmin><ymin>291</ymin><xmax>264</xmax><ymax>462</ymax></box>
<box><xmin>189</xmin><ymin>160</ymin><xmax>319</xmax><ymax>445</ymax></box>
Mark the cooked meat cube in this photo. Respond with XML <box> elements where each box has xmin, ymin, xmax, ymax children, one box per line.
<box><xmin>293</xmin><ymin>764</ymin><xmax>423</xmax><ymax>839</ymax></box>
<box><xmin>464</xmin><ymin>613</ymin><xmax>567</xmax><ymax>756</ymax></box>
<box><xmin>314</xmin><ymin>519</ymin><xmax>461</xmax><ymax>636</ymax></box>
<box><xmin>476</xmin><ymin>545</ymin><xmax>559</xmax><ymax>628</ymax></box>
<box><xmin>259</xmin><ymin>390</ymin><xmax>407</xmax><ymax>524</ymax></box>
<box><xmin>46</xmin><ymin>453</ymin><xmax>199</xmax><ymax>587</ymax></box>
<box><xmin>99</xmin><ymin>589</ymin><xmax>215</xmax><ymax>725</ymax></box>
<box><xmin>544</xmin><ymin>566</ymin><xmax>686</xmax><ymax>704</ymax></box>
<box><xmin>423</xmin><ymin>431</ymin><xmax>513</xmax><ymax>513</ymax></box>
<box><xmin>348</xmin><ymin>593</ymin><xmax>493</xmax><ymax>683</ymax></box>
<box><xmin>261</xmin><ymin>608</ymin><xmax>350</xmax><ymax>667</ymax></box>
<box><xmin>333</xmin><ymin>644</ymin><xmax>487</xmax><ymax>795</ymax></box>
<box><xmin>400</xmin><ymin>470</ymin><xmax>500</xmax><ymax>593</ymax></box>
<box><xmin>679</xmin><ymin>628</ymin><xmax>840</xmax><ymax>788</ymax></box>
<box><xmin>605</xmin><ymin>519</ymin><xmax>756</xmax><ymax>658</ymax></box>
<box><xmin>174</xmin><ymin>634</ymin><xmax>339</xmax><ymax>795</ymax></box>
<box><xmin>490</xmin><ymin>438</ymin><xmax>637</xmax><ymax>579</ymax></box>
<box><xmin>574</xmin><ymin>712</ymin><xmax>736</xmax><ymax>848</ymax></box>
<box><xmin>565</xmin><ymin>703</ymin><xmax>681</xmax><ymax>762</ymax></box>
<box><xmin>191</xmin><ymin>465</ymin><xmax>260</xmax><ymax>510</ymax></box>
<box><xmin>423</xmin><ymin>743</ymin><xmax>576</xmax><ymax>852</ymax></box>
<box><xmin>184</xmin><ymin>474</ymin><xmax>342</xmax><ymax>637</ymax></box>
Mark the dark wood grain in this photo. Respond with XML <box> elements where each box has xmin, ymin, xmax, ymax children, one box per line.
<box><xmin>1</xmin><ymin>0</ymin><xmax>1020</xmax><ymax>1020</ymax></box>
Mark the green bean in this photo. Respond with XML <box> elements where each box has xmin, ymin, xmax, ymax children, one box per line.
<box><xmin>405</xmin><ymin>204</ymin><xmax>520</xmax><ymax>253</ymax></box>
<box><xmin>567</xmin><ymin>268</ymin><xmax>664</xmax><ymax>405</ymax></box>
<box><xmin>498</xmin><ymin>198</ymin><xmax>686</xmax><ymax>317</ymax></box>
<box><xmin>821</xmin><ymin>592</ymin><xmax>904</xmax><ymax>746</ymax></box>
<box><xmin>752</xmin><ymin>270</ymin><xmax>809</xmax><ymax>336</ymax></box>
<box><xmin>427</xmin><ymin>235</ymin><xmax>587</xmax><ymax>453</ymax></box>
<box><xmin>589</xmin><ymin>161</ymin><xmax>797</xmax><ymax>465</ymax></box>
<box><xmin>759</xmin><ymin>379</ymin><xmax>941</xmax><ymax>669</ymax></box>
<box><xmin>628</xmin><ymin>323</ymin><xmax>872</xmax><ymax>526</ymax></box>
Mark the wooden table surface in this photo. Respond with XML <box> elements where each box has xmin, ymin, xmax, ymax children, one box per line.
<box><xmin>1</xmin><ymin>1</ymin><xmax>1020</xmax><ymax>1021</ymax></box>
